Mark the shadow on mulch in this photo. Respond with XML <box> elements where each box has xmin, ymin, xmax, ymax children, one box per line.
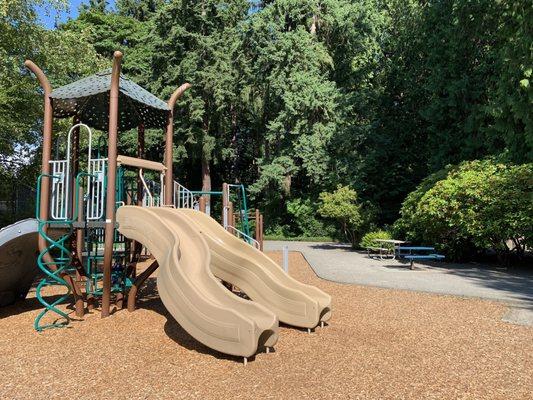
<box><xmin>137</xmin><ymin>277</ymin><xmax>252</xmax><ymax>363</ymax></box>
<box><xmin>0</xmin><ymin>292</ymin><xmax>73</xmax><ymax>318</ymax></box>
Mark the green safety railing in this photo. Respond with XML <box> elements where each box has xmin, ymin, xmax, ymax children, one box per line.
<box><xmin>228</xmin><ymin>184</ymin><xmax>251</xmax><ymax>242</ymax></box>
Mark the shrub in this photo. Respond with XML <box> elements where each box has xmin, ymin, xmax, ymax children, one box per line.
<box><xmin>286</xmin><ymin>198</ymin><xmax>333</xmax><ymax>237</ymax></box>
<box><xmin>394</xmin><ymin>159</ymin><xmax>533</xmax><ymax>261</ymax></box>
<box><xmin>318</xmin><ymin>185</ymin><xmax>363</xmax><ymax>247</ymax></box>
<box><xmin>360</xmin><ymin>230</ymin><xmax>392</xmax><ymax>249</ymax></box>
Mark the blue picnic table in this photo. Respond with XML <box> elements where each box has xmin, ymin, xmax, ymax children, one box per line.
<box><xmin>370</xmin><ymin>240</ymin><xmax>445</xmax><ymax>269</ymax></box>
<box><xmin>397</xmin><ymin>246</ymin><xmax>445</xmax><ymax>269</ymax></box>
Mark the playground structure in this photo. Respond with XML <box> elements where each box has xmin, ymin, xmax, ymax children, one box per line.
<box><xmin>0</xmin><ymin>51</ymin><xmax>330</xmax><ymax>361</ymax></box>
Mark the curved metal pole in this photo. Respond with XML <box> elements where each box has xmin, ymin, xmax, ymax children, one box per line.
<box><xmin>164</xmin><ymin>83</ymin><xmax>191</xmax><ymax>205</ymax></box>
<box><xmin>25</xmin><ymin>60</ymin><xmax>85</xmax><ymax>316</ymax></box>
<box><xmin>102</xmin><ymin>51</ymin><xmax>123</xmax><ymax>318</ymax></box>
<box><xmin>24</xmin><ymin>61</ymin><xmax>52</xmax><ymax>253</ymax></box>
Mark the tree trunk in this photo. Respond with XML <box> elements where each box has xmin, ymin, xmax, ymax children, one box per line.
<box><xmin>201</xmin><ymin>156</ymin><xmax>211</xmax><ymax>191</ymax></box>
<box><xmin>282</xmin><ymin>173</ymin><xmax>291</xmax><ymax>197</ymax></box>
<box><xmin>202</xmin><ymin>156</ymin><xmax>211</xmax><ymax>209</ymax></box>
<box><xmin>310</xmin><ymin>14</ymin><xmax>318</xmax><ymax>35</ymax></box>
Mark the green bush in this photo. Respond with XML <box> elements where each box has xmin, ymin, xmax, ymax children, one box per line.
<box><xmin>394</xmin><ymin>159</ymin><xmax>533</xmax><ymax>261</ymax></box>
<box><xmin>286</xmin><ymin>198</ymin><xmax>334</xmax><ymax>238</ymax></box>
<box><xmin>360</xmin><ymin>230</ymin><xmax>392</xmax><ymax>249</ymax></box>
<box><xmin>318</xmin><ymin>185</ymin><xmax>363</xmax><ymax>247</ymax></box>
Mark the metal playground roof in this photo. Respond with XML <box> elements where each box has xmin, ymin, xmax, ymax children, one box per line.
<box><xmin>49</xmin><ymin>69</ymin><xmax>170</xmax><ymax>131</ymax></box>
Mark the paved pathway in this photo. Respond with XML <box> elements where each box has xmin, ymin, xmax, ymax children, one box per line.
<box><xmin>265</xmin><ymin>241</ymin><xmax>533</xmax><ymax>313</ymax></box>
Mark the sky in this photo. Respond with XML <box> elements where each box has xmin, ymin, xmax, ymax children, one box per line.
<box><xmin>36</xmin><ymin>0</ymin><xmax>116</xmax><ymax>29</ymax></box>
<box><xmin>36</xmin><ymin>1</ymin><xmax>259</xmax><ymax>28</ymax></box>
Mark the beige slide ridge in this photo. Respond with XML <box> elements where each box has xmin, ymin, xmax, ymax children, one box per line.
<box><xmin>174</xmin><ymin>208</ymin><xmax>332</xmax><ymax>329</ymax></box>
<box><xmin>116</xmin><ymin>206</ymin><xmax>278</xmax><ymax>357</ymax></box>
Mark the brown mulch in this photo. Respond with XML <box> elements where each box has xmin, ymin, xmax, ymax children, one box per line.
<box><xmin>0</xmin><ymin>252</ymin><xmax>531</xmax><ymax>400</ymax></box>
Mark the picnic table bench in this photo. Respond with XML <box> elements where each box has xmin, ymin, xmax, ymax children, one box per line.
<box><xmin>366</xmin><ymin>246</ymin><xmax>394</xmax><ymax>260</ymax></box>
<box><xmin>397</xmin><ymin>246</ymin><xmax>445</xmax><ymax>269</ymax></box>
<box><xmin>367</xmin><ymin>239</ymin><xmax>408</xmax><ymax>260</ymax></box>
<box><xmin>366</xmin><ymin>240</ymin><xmax>445</xmax><ymax>269</ymax></box>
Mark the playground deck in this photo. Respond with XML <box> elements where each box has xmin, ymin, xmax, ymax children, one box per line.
<box><xmin>1</xmin><ymin>252</ymin><xmax>531</xmax><ymax>399</ymax></box>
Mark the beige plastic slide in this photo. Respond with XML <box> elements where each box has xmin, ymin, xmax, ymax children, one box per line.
<box><xmin>116</xmin><ymin>206</ymin><xmax>278</xmax><ymax>358</ymax></box>
<box><xmin>173</xmin><ymin>208</ymin><xmax>332</xmax><ymax>329</ymax></box>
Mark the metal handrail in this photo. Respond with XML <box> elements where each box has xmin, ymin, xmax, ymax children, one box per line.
<box><xmin>173</xmin><ymin>181</ymin><xmax>196</xmax><ymax>209</ymax></box>
<box><xmin>139</xmin><ymin>168</ymin><xmax>153</xmax><ymax>207</ymax></box>
<box><xmin>226</xmin><ymin>225</ymin><xmax>260</xmax><ymax>249</ymax></box>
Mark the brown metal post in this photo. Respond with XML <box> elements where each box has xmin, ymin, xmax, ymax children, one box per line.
<box><xmin>70</xmin><ymin>117</ymin><xmax>81</xmax><ymax>277</ymax></box>
<box><xmin>259</xmin><ymin>213</ymin><xmax>264</xmax><ymax>251</ymax></box>
<box><xmin>129</xmin><ymin>123</ymin><xmax>145</xmax><ymax>278</ymax></box>
<box><xmin>199</xmin><ymin>196</ymin><xmax>206</xmax><ymax>213</ymax></box>
<box><xmin>101</xmin><ymin>51</ymin><xmax>123</xmax><ymax>318</ymax></box>
<box><xmin>164</xmin><ymin>83</ymin><xmax>191</xmax><ymax>206</ymax></box>
<box><xmin>222</xmin><ymin>182</ymin><xmax>229</xmax><ymax>228</ymax></box>
<box><xmin>69</xmin><ymin>117</ymin><xmax>85</xmax><ymax>316</ymax></box>
<box><xmin>137</xmin><ymin>123</ymin><xmax>145</xmax><ymax>206</ymax></box>
<box><xmin>255</xmin><ymin>208</ymin><xmax>260</xmax><ymax>242</ymax></box>
<box><xmin>24</xmin><ymin>61</ymin><xmax>53</xmax><ymax>260</ymax></box>
<box><xmin>76</xmin><ymin>186</ymin><xmax>84</xmax><ymax>263</ymax></box>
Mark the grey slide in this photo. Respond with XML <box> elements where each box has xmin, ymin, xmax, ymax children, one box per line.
<box><xmin>0</xmin><ymin>219</ymin><xmax>39</xmax><ymax>306</ymax></box>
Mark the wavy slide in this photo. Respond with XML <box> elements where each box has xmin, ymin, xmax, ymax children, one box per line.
<box><xmin>174</xmin><ymin>208</ymin><xmax>332</xmax><ymax>329</ymax></box>
<box><xmin>116</xmin><ymin>206</ymin><xmax>278</xmax><ymax>358</ymax></box>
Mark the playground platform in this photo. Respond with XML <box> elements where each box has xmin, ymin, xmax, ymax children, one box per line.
<box><xmin>0</xmin><ymin>252</ymin><xmax>531</xmax><ymax>399</ymax></box>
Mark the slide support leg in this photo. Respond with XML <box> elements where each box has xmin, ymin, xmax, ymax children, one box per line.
<box><xmin>127</xmin><ymin>260</ymin><xmax>159</xmax><ymax>312</ymax></box>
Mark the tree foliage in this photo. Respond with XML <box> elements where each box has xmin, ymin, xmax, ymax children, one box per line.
<box><xmin>394</xmin><ymin>159</ymin><xmax>533</xmax><ymax>261</ymax></box>
<box><xmin>0</xmin><ymin>0</ymin><xmax>103</xmax><ymax>163</ymax></box>
<box><xmin>1</xmin><ymin>0</ymin><xmax>531</xmax><ymax>261</ymax></box>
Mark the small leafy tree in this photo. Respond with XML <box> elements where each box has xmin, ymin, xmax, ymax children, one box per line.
<box><xmin>318</xmin><ymin>185</ymin><xmax>362</xmax><ymax>246</ymax></box>
<box><xmin>360</xmin><ymin>230</ymin><xmax>392</xmax><ymax>249</ymax></box>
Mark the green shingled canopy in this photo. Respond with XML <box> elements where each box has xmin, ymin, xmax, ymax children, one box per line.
<box><xmin>49</xmin><ymin>69</ymin><xmax>170</xmax><ymax>131</ymax></box>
